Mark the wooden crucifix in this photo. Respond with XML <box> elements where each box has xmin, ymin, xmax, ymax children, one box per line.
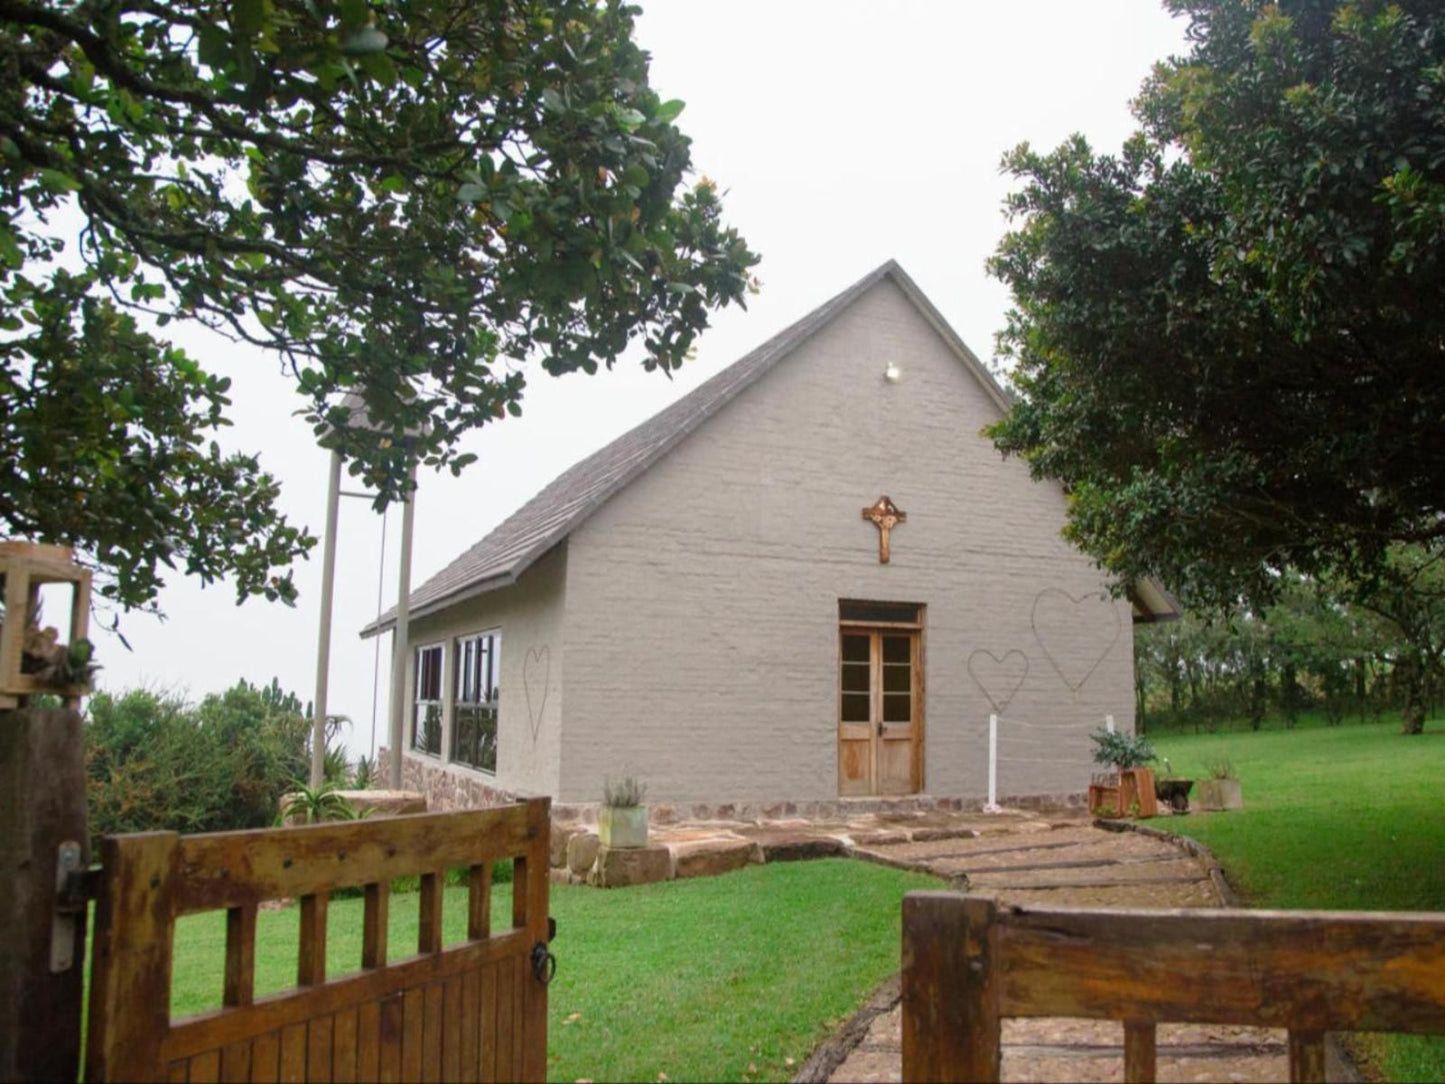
<box><xmin>862</xmin><ymin>495</ymin><xmax>907</xmax><ymax>564</ymax></box>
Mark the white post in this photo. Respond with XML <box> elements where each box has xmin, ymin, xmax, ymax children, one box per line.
<box><xmin>310</xmin><ymin>449</ymin><xmax>343</xmax><ymax>790</ymax></box>
<box><xmin>1106</xmin><ymin>714</ymin><xmax>1116</xmax><ymax>734</ymax></box>
<box><xmin>986</xmin><ymin>712</ymin><xmax>1000</xmax><ymax>812</ymax></box>
<box><xmin>387</xmin><ymin>461</ymin><xmax>418</xmax><ymax>790</ymax></box>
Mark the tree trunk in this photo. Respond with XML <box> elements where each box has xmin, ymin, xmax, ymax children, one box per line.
<box><xmin>1401</xmin><ymin>651</ymin><xmax>1426</xmax><ymax>734</ymax></box>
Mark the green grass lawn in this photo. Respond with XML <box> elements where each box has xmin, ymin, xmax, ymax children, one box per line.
<box><xmin>168</xmin><ymin>858</ymin><xmax>936</xmax><ymax>1083</ymax></box>
<box><xmin>1149</xmin><ymin>716</ymin><xmax>1445</xmax><ymax>1082</ymax></box>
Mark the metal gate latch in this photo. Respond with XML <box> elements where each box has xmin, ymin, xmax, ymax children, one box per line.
<box><xmin>531</xmin><ymin>940</ymin><xmax>556</xmax><ymax>986</ymax></box>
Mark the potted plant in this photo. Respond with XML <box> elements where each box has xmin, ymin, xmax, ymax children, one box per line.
<box><xmin>1195</xmin><ymin>758</ymin><xmax>1244</xmax><ymax>811</ymax></box>
<box><xmin>598</xmin><ymin>776</ymin><xmax>648</xmax><ymax>849</ymax></box>
<box><xmin>1088</xmin><ymin>728</ymin><xmax>1158</xmax><ymax>818</ymax></box>
<box><xmin>1154</xmin><ymin>756</ymin><xmax>1195</xmax><ymax>813</ymax></box>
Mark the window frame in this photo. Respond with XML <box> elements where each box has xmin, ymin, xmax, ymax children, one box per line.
<box><xmin>450</xmin><ymin>628</ymin><xmax>502</xmax><ymax>775</ymax></box>
<box><xmin>411</xmin><ymin>641</ymin><xmax>446</xmax><ymax>758</ymax></box>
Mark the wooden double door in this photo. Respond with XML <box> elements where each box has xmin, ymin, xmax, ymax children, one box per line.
<box><xmin>838</xmin><ymin>627</ymin><xmax>922</xmax><ymax>795</ymax></box>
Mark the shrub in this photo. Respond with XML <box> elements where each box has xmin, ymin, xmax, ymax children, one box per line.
<box><xmin>84</xmin><ymin>678</ymin><xmax>313</xmax><ymax>846</ymax></box>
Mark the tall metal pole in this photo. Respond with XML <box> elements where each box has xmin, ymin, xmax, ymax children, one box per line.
<box><xmin>310</xmin><ymin>449</ymin><xmax>343</xmax><ymax>790</ymax></box>
<box><xmin>387</xmin><ymin>460</ymin><xmax>417</xmax><ymax>789</ymax></box>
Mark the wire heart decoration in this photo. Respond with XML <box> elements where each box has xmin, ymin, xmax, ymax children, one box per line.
<box><xmin>523</xmin><ymin>644</ymin><xmax>550</xmax><ymax>745</ymax></box>
<box><xmin>1030</xmin><ymin>588</ymin><xmax>1121</xmax><ymax>693</ymax></box>
<box><xmin>967</xmin><ymin>649</ymin><xmax>1030</xmax><ymax>714</ymax></box>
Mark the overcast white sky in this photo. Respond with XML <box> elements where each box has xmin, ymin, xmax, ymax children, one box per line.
<box><xmin>93</xmin><ymin>1</ymin><xmax>1189</xmax><ymax>758</ymax></box>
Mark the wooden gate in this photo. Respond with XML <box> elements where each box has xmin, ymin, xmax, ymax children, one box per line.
<box><xmin>902</xmin><ymin>892</ymin><xmax>1445</xmax><ymax>1083</ymax></box>
<box><xmin>86</xmin><ymin>798</ymin><xmax>551</xmax><ymax>1083</ymax></box>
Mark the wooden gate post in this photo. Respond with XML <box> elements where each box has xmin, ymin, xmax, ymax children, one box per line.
<box><xmin>0</xmin><ymin>707</ymin><xmax>91</xmax><ymax>1082</ymax></box>
<box><xmin>902</xmin><ymin>892</ymin><xmax>1001</xmax><ymax>1083</ymax></box>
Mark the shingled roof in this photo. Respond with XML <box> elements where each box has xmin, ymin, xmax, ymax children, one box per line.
<box><xmin>360</xmin><ymin>260</ymin><xmax>1174</xmax><ymax>637</ymax></box>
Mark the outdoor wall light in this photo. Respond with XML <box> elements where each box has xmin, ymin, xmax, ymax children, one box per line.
<box><xmin>883</xmin><ymin>361</ymin><xmax>902</xmax><ymax>383</ymax></box>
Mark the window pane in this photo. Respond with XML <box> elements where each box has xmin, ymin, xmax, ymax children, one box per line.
<box><xmin>841</xmin><ymin>692</ymin><xmax>870</xmax><ymax>723</ymax></box>
<box><xmin>452</xmin><ymin>704</ymin><xmax>497</xmax><ymax>773</ymax></box>
<box><xmin>883</xmin><ymin>693</ymin><xmax>911</xmax><ymax>722</ymax></box>
<box><xmin>413</xmin><ymin>702</ymin><xmax>442</xmax><ymax>755</ymax></box>
<box><xmin>841</xmin><ymin>663</ymin><xmax>870</xmax><ymax>693</ymax></box>
<box><xmin>841</xmin><ymin>634</ymin><xmax>869</xmax><ymax>663</ymax></box>
<box><xmin>840</xmin><ymin>600</ymin><xmax>922</xmax><ymax>624</ymax></box>
<box><xmin>882</xmin><ymin>636</ymin><xmax>911</xmax><ymax>664</ymax></box>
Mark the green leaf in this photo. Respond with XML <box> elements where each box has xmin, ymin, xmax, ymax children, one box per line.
<box><xmin>198</xmin><ymin>25</ymin><xmax>231</xmax><ymax>68</ymax></box>
<box><xmin>456</xmin><ymin>183</ymin><xmax>486</xmax><ymax>203</ymax></box>
<box><xmin>338</xmin><ymin>0</ymin><xmax>369</xmax><ymax>30</ymax></box>
<box><xmin>232</xmin><ymin>0</ymin><xmax>265</xmax><ymax>37</ymax></box>
<box><xmin>38</xmin><ymin>169</ymin><xmax>82</xmax><ymax>193</ymax></box>
<box><xmin>654</xmin><ymin>99</ymin><xmax>685</xmax><ymax>124</ymax></box>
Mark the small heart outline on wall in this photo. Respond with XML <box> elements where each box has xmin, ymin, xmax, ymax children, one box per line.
<box><xmin>1030</xmin><ymin>588</ymin><xmax>1121</xmax><ymax>693</ymax></box>
<box><xmin>523</xmin><ymin>645</ymin><xmax>550</xmax><ymax>744</ymax></box>
<box><xmin>967</xmin><ymin>649</ymin><xmax>1030</xmax><ymax>714</ymax></box>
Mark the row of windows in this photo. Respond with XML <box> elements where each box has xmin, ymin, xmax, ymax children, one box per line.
<box><xmin>412</xmin><ymin>630</ymin><xmax>500</xmax><ymax>773</ymax></box>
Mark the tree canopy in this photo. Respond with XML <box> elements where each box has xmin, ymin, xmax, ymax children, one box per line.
<box><xmin>1</xmin><ymin>0</ymin><xmax>757</xmax><ymax>611</ymax></box>
<box><xmin>988</xmin><ymin>0</ymin><xmax>1445</xmax><ymax>610</ymax></box>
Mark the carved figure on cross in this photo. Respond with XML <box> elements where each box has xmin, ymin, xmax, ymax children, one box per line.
<box><xmin>862</xmin><ymin>495</ymin><xmax>906</xmax><ymax>564</ymax></box>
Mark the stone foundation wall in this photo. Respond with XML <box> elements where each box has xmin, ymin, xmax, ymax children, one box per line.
<box><xmin>378</xmin><ymin>748</ymin><xmax>517</xmax><ymax>811</ymax></box>
<box><xmin>375</xmin><ymin>749</ymin><xmax>1084</xmax><ymax>826</ymax></box>
<box><xmin>551</xmin><ymin>790</ymin><xmax>1086</xmax><ymax>826</ymax></box>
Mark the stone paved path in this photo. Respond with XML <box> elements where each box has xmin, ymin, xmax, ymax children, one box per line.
<box><xmin>825</xmin><ymin>816</ymin><xmax>1298</xmax><ymax>1084</ymax></box>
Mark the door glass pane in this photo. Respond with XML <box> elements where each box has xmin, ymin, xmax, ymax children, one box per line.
<box><xmin>882</xmin><ymin>635</ymin><xmax>911</xmax><ymax>664</ymax></box>
<box><xmin>841</xmin><ymin>692</ymin><xmax>870</xmax><ymax>722</ymax></box>
<box><xmin>883</xmin><ymin>693</ymin><xmax>911</xmax><ymax>722</ymax></box>
<box><xmin>883</xmin><ymin>664</ymin><xmax>911</xmax><ymax>693</ymax></box>
<box><xmin>841</xmin><ymin>634</ymin><xmax>869</xmax><ymax>663</ymax></box>
<box><xmin>842</xmin><ymin>663</ymin><xmax>870</xmax><ymax>693</ymax></box>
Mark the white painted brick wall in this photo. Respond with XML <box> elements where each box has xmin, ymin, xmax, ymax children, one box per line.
<box><xmin>559</xmin><ymin>278</ymin><xmax>1135</xmax><ymax>803</ymax></box>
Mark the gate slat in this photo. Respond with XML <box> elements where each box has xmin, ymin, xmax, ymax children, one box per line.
<box><xmin>422</xmin><ymin>982</ymin><xmax>444</xmax><ymax>1081</ymax></box>
<box><xmin>189</xmin><ymin>1049</ymin><xmax>220</xmax><ymax>1082</ymax></box>
<box><xmin>1123</xmin><ymin>1022</ymin><xmax>1156</xmax><ymax>1083</ymax></box>
<box><xmin>442</xmin><ymin>976</ymin><xmax>462</xmax><ymax>1082</ymax></box>
<box><xmin>400</xmin><ymin>987</ymin><xmax>424</xmax><ymax>1082</ymax></box>
<box><xmin>225</xmin><ymin>906</ymin><xmax>258</xmax><ymax>1008</ymax></box>
<box><xmin>479</xmin><ymin>962</ymin><xmax>498</xmax><ymax>1084</ymax></box>
<box><xmin>377</xmin><ymin>993</ymin><xmax>402</xmax><ymax>1084</ymax></box>
<box><xmin>332</xmin><ymin>1007</ymin><xmax>357</xmax><ymax>1084</ymax></box>
<box><xmin>512</xmin><ymin>956</ymin><xmax>526</xmax><ymax>1079</ymax></box>
<box><xmin>356</xmin><ymin>1002</ymin><xmax>380</xmax><ymax>1083</ymax></box>
<box><xmin>495</xmin><ymin>959</ymin><xmax>515</xmax><ymax>1083</ymax></box>
<box><xmin>460</xmin><ymin>970</ymin><xmax>479</xmax><ymax>1084</ymax></box>
<box><xmin>306</xmin><ymin>1015</ymin><xmax>333</xmax><ymax>1082</ymax></box>
<box><xmin>362</xmin><ymin>884</ymin><xmax>388</xmax><ymax>969</ymax></box>
<box><xmin>167</xmin><ymin>1061</ymin><xmax>187</xmax><ymax>1083</ymax></box>
<box><xmin>250</xmin><ymin>1031</ymin><xmax>280</xmax><ymax>1084</ymax></box>
<box><xmin>298</xmin><ymin>895</ymin><xmax>328</xmax><ymax>987</ymax></box>
<box><xmin>1288</xmin><ymin>1030</ymin><xmax>1327</xmax><ymax>1083</ymax></box>
<box><xmin>419</xmin><ymin>874</ymin><xmax>443</xmax><ymax>955</ymax></box>
<box><xmin>468</xmin><ymin>865</ymin><xmax>492</xmax><ymax>940</ymax></box>
<box><xmin>219</xmin><ymin>1039</ymin><xmax>251</xmax><ymax>1083</ymax></box>
<box><xmin>278</xmin><ymin>1022</ymin><xmax>306</xmax><ymax>1082</ymax></box>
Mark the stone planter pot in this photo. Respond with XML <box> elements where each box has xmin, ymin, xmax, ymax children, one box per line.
<box><xmin>598</xmin><ymin>804</ymin><xmax>648</xmax><ymax>849</ymax></box>
<box><xmin>1195</xmin><ymin>778</ymin><xmax>1243</xmax><ymax>811</ymax></box>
